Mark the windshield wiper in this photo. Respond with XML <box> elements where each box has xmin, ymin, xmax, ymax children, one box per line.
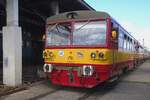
<box><xmin>47</xmin><ymin>24</ymin><xmax>63</xmax><ymax>35</ymax></box>
<box><xmin>74</xmin><ymin>20</ymin><xmax>91</xmax><ymax>32</ymax></box>
<box><xmin>47</xmin><ymin>23</ymin><xmax>58</xmax><ymax>32</ymax></box>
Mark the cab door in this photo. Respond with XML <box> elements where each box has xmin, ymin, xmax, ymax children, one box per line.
<box><xmin>110</xmin><ymin>22</ymin><xmax>119</xmax><ymax>77</ymax></box>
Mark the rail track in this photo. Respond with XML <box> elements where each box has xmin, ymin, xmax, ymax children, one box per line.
<box><xmin>0</xmin><ymin>65</ymin><xmax>44</xmax><ymax>97</ymax></box>
<box><xmin>28</xmin><ymin>87</ymin><xmax>62</xmax><ymax>100</ymax></box>
<box><xmin>26</xmin><ymin>82</ymin><xmax>116</xmax><ymax>100</ymax></box>
<box><xmin>77</xmin><ymin>83</ymin><xmax>116</xmax><ymax>100</ymax></box>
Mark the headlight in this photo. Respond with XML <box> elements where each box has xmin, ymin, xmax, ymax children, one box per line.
<box><xmin>49</xmin><ymin>52</ymin><xmax>54</xmax><ymax>57</ymax></box>
<box><xmin>43</xmin><ymin>64</ymin><xmax>53</xmax><ymax>72</ymax></box>
<box><xmin>43</xmin><ymin>51</ymin><xmax>47</xmax><ymax>58</ymax></box>
<box><xmin>83</xmin><ymin>65</ymin><xmax>94</xmax><ymax>76</ymax></box>
<box><xmin>99</xmin><ymin>52</ymin><xmax>104</xmax><ymax>59</ymax></box>
<box><xmin>91</xmin><ymin>52</ymin><xmax>96</xmax><ymax>59</ymax></box>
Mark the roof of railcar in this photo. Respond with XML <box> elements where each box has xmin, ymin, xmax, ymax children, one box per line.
<box><xmin>46</xmin><ymin>11</ymin><xmax>111</xmax><ymax>23</ymax></box>
<box><xmin>46</xmin><ymin>11</ymin><xmax>144</xmax><ymax>48</ymax></box>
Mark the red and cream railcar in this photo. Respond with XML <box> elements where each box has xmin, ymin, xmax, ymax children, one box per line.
<box><xmin>43</xmin><ymin>11</ymin><xmax>144</xmax><ymax>88</ymax></box>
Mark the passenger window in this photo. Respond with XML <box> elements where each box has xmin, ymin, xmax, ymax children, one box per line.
<box><xmin>118</xmin><ymin>29</ymin><xmax>124</xmax><ymax>50</ymax></box>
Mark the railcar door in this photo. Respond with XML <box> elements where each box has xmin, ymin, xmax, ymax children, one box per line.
<box><xmin>110</xmin><ymin>22</ymin><xmax>119</xmax><ymax>78</ymax></box>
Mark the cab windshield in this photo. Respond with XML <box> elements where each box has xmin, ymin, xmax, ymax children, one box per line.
<box><xmin>46</xmin><ymin>23</ymin><xmax>71</xmax><ymax>46</ymax></box>
<box><xmin>46</xmin><ymin>21</ymin><xmax>107</xmax><ymax>46</ymax></box>
<box><xmin>73</xmin><ymin>21</ymin><xmax>107</xmax><ymax>45</ymax></box>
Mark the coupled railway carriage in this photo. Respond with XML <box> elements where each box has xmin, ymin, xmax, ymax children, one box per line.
<box><xmin>43</xmin><ymin>11</ymin><xmax>148</xmax><ymax>88</ymax></box>
<box><xmin>144</xmin><ymin>48</ymin><xmax>150</xmax><ymax>60</ymax></box>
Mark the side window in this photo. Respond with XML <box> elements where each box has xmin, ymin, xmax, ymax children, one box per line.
<box><xmin>127</xmin><ymin>37</ymin><xmax>129</xmax><ymax>51</ymax></box>
<box><xmin>118</xmin><ymin>28</ymin><xmax>124</xmax><ymax>50</ymax></box>
<box><xmin>111</xmin><ymin>22</ymin><xmax>118</xmax><ymax>29</ymax></box>
<box><xmin>123</xmin><ymin>35</ymin><xmax>127</xmax><ymax>50</ymax></box>
<box><xmin>124</xmin><ymin>35</ymin><xmax>130</xmax><ymax>51</ymax></box>
<box><xmin>130</xmin><ymin>39</ymin><xmax>133</xmax><ymax>51</ymax></box>
<box><xmin>134</xmin><ymin>41</ymin><xmax>137</xmax><ymax>52</ymax></box>
<box><xmin>132</xmin><ymin>41</ymin><xmax>135</xmax><ymax>52</ymax></box>
<box><xmin>128</xmin><ymin>38</ymin><xmax>131</xmax><ymax>51</ymax></box>
<box><xmin>128</xmin><ymin>39</ymin><xmax>131</xmax><ymax>51</ymax></box>
<box><xmin>127</xmin><ymin>37</ymin><xmax>130</xmax><ymax>51</ymax></box>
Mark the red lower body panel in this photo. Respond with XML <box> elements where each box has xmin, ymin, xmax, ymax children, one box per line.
<box><xmin>48</xmin><ymin>64</ymin><xmax>111</xmax><ymax>88</ymax></box>
<box><xmin>46</xmin><ymin>60</ymin><xmax>134</xmax><ymax>88</ymax></box>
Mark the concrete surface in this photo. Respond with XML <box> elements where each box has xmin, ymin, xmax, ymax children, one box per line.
<box><xmin>122</xmin><ymin>60</ymin><xmax>150</xmax><ymax>83</ymax></box>
<box><xmin>98</xmin><ymin>82</ymin><xmax>150</xmax><ymax>100</ymax></box>
<box><xmin>0</xmin><ymin>81</ymin><xmax>58</xmax><ymax>100</ymax></box>
<box><xmin>1</xmin><ymin>60</ymin><xmax>150</xmax><ymax>100</ymax></box>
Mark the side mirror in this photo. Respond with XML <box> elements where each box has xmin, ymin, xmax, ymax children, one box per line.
<box><xmin>111</xmin><ymin>28</ymin><xmax>118</xmax><ymax>39</ymax></box>
<box><xmin>111</xmin><ymin>30</ymin><xmax>117</xmax><ymax>39</ymax></box>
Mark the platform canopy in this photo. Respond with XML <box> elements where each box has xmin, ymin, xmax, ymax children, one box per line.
<box><xmin>0</xmin><ymin>0</ymin><xmax>94</xmax><ymax>30</ymax></box>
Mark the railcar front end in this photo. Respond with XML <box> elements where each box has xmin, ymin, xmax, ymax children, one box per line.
<box><xmin>43</xmin><ymin>14</ymin><xmax>114</xmax><ymax>88</ymax></box>
<box><xmin>43</xmin><ymin>11</ymin><xmax>144</xmax><ymax>88</ymax></box>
